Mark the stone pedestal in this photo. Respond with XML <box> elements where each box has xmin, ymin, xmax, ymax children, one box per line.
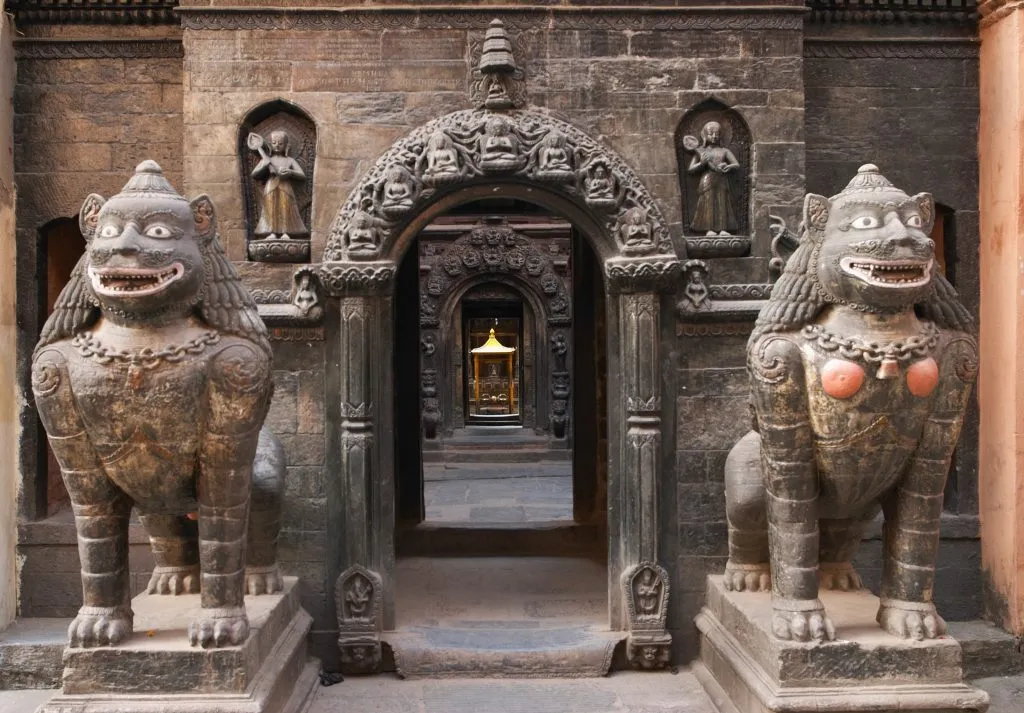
<box><xmin>695</xmin><ymin>576</ymin><xmax>989</xmax><ymax>713</ymax></box>
<box><xmin>38</xmin><ymin>577</ymin><xmax>318</xmax><ymax>713</ymax></box>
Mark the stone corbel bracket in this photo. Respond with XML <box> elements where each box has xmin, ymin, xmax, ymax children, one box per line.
<box><xmin>604</xmin><ymin>256</ymin><xmax>681</xmax><ymax>294</ymax></box>
<box><xmin>255</xmin><ymin>267</ymin><xmax>325</xmax><ymax>327</ymax></box>
<box><xmin>622</xmin><ymin>562</ymin><xmax>672</xmax><ymax>670</ymax></box>
<box><xmin>334</xmin><ymin>565</ymin><xmax>384</xmax><ymax>674</ymax></box>
<box><xmin>318</xmin><ymin>261</ymin><xmax>397</xmax><ymax>297</ymax></box>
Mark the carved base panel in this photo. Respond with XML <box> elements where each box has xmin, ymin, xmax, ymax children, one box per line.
<box><xmin>684</xmin><ymin>235</ymin><xmax>751</xmax><ymax>258</ymax></box>
<box><xmin>248</xmin><ymin>238</ymin><xmax>311</xmax><ymax>263</ymax></box>
<box><xmin>695</xmin><ymin>576</ymin><xmax>989</xmax><ymax>713</ymax></box>
<box><xmin>41</xmin><ymin>578</ymin><xmax>318</xmax><ymax>713</ymax></box>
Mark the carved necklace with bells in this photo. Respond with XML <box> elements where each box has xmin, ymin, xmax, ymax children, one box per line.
<box><xmin>800</xmin><ymin>322</ymin><xmax>940</xmax><ymax>380</ymax></box>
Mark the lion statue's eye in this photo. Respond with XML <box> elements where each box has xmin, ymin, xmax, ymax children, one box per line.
<box><xmin>144</xmin><ymin>224</ymin><xmax>173</xmax><ymax>239</ymax></box>
<box><xmin>98</xmin><ymin>224</ymin><xmax>120</xmax><ymax>238</ymax></box>
<box><xmin>850</xmin><ymin>215</ymin><xmax>880</xmax><ymax>230</ymax></box>
<box><xmin>905</xmin><ymin>214</ymin><xmax>923</xmax><ymax>228</ymax></box>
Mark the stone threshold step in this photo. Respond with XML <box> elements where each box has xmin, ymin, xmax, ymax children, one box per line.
<box><xmin>395</xmin><ymin>522</ymin><xmax>605</xmax><ymax>557</ymax></box>
<box><xmin>386</xmin><ymin>625</ymin><xmax>624</xmax><ymax>679</ymax></box>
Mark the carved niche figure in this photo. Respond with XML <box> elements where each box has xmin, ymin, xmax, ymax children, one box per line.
<box><xmin>617</xmin><ymin>207</ymin><xmax>655</xmax><ymax>254</ymax></box>
<box><xmin>343</xmin><ymin>209</ymin><xmax>381</xmax><ymax>259</ymax></box>
<box><xmin>536</xmin><ymin>129</ymin><xmax>574</xmax><ymax>181</ymax></box>
<box><xmin>582</xmin><ymin>160</ymin><xmax>617</xmax><ymax>210</ymax></box>
<box><xmin>249</xmin><ymin>129</ymin><xmax>308</xmax><ymax>240</ymax></box>
<box><xmin>684</xmin><ymin>121</ymin><xmax>740</xmax><ymax>237</ymax></box>
<box><xmin>479</xmin><ymin>115</ymin><xmax>523</xmax><ymax>172</ymax></box>
<box><xmin>380</xmin><ymin>164</ymin><xmax>417</xmax><ymax>217</ymax></box>
<box><xmin>422</xmin><ymin>131</ymin><xmax>462</xmax><ymax>185</ymax></box>
<box><xmin>723</xmin><ymin>165</ymin><xmax>977</xmax><ymax>643</ymax></box>
<box><xmin>32</xmin><ymin>161</ymin><xmax>285</xmax><ymax>649</ymax></box>
<box><xmin>680</xmin><ymin>259</ymin><xmax>710</xmax><ymax>310</ymax></box>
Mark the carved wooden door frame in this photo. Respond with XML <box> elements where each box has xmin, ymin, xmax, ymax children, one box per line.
<box><xmin>316</xmin><ymin>109</ymin><xmax>681</xmax><ymax>673</ymax></box>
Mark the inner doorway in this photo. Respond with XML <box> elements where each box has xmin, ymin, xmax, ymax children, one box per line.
<box><xmin>390</xmin><ymin>198</ymin><xmax>614</xmax><ymax>676</ymax></box>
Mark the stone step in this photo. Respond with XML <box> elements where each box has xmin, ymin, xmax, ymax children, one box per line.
<box><xmin>396</xmin><ymin>523</ymin><xmax>604</xmax><ymax>557</ymax></box>
<box><xmin>386</xmin><ymin>624</ymin><xmax>624</xmax><ymax>678</ymax></box>
<box><xmin>947</xmin><ymin>620</ymin><xmax>1024</xmax><ymax>679</ymax></box>
<box><xmin>0</xmin><ymin>619</ymin><xmax>66</xmax><ymax>690</ymax></box>
<box><xmin>424</xmin><ymin>448</ymin><xmax>571</xmax><ymax>464</ymax></box>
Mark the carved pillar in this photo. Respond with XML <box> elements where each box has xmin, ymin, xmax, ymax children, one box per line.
<box><xmin>319</xmin><ymin>262</ymin><xmax>396</xmax><ymax>673</ymax></box>
<box><xmin>605</xmin><ymin>256</ymin><xmax>679</xmax><ymax>669</ymax></box>
<box><xmin>979</xmin><ymin>1</ymin><xmax>1024</xmax><ymax>635</ymax></box>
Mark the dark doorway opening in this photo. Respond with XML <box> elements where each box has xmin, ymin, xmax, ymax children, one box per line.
<box><xmin>463</xmin><ymin>299</ymin><xmax>524</xmax><ymax>426</ymax></box>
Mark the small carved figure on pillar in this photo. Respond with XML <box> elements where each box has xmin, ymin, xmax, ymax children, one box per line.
<box><xmin>685</xmin><ymin>121</ymin><xmax>739</xmax><ymax>237</ymax></box>
<box><xmin>723</xmin><ymin>164</ymin><xmax>977</xmax><ymax>643</ymax></box>
<box><xmin>249</xmin><ymin>130</ymin><xmax>308</xmax><ymax>240</ymax></box>
<box><xmin>32</xmin><ymin>161</ymin><xmax>285</xmax><ymax>650</ymax></box>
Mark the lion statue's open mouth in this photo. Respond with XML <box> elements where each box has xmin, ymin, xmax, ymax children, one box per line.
<box><xmin>839</xmin><ymin>257</ymin><xmax>932</xmax><ymax>288</ymax></box>
<box><xmin>88</xmin><ymin>263</ymin><xmax>185</xmax><ymax>297</ymax></box>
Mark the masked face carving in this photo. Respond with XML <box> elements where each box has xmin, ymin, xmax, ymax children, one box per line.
<box><xmin>811</xmin><ymin>165</ymin><xmax>936</xmax><ymax>312</ymax></box>
<box><xmin>81</xmin><ymin>161</ymin><xmax>210</xmax><ymax>323</ymax></box>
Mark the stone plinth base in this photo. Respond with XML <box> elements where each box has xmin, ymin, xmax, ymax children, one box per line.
<box><xmin>695</xmin><ymin>576</ymin><xmax>989</xmax><ymax>713</ymax></box>
<box><xmin>38</xmin><ymin>578</ymin><xmax>318</xmax><ymax>713</ymax></box>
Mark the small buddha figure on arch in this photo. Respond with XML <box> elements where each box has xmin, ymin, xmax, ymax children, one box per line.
<box><xmin>249</xmin><ymin>130</ymin><xmax>308</xmax><ymax>240</ymax></box>
<box><xmin>618</xmin><ymin>207</ymin><xmax>655</xmax><ymax>254</ymax></box>
<box><xmin>536</xmin><ymin>129</ymin><xmax>573</xmax><ymax>181</ymax></box>
<box><xmin>479</xmin><ymin>115</ymin><xmax>522</xmax><ymax>172</ymax></box>
<box><xmin>422</xmin><ymin>131</ymin><xmax>461</xmax><ymax>185</ymax></box>
<box><xmin>686</xmin><ymin>120</ymin><xmax>740</xmax><ymax>237</ymax></box>
<box><xmin>583</xmin><ymin>160</ymin><xmax>618</xmax><ymax>209</ymax></box>
<box><xmin>344</xmin><ymin>209</ymin><xmax>381</xmax><ymax>258</ymax></box>
<box><xmin>381</xmin><ymin>164</ymin><xmax>417</xmax><ymax>217</ymax></box>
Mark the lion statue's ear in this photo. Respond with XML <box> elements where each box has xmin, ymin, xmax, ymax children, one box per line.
<box><xmin>79</xmin><ymin>193</ymin><xmax>106</xmax><ymax>242</ymax></box>
<box><xmin>190</xmin><ymin>194</ymin><xmax>217</xmax><ymax>244</ymax></box>
<box><xmin>912</xmin><ymin>192</ymin><xmax>935</xmax><ymax>234</ymax></box>
<box><xmin>802</xmin><ymin>193</ymin><xmax>829</xmax><ymax>239</ymax></box>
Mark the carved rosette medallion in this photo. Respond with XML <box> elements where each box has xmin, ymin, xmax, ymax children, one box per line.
<box><xmin>324</xmin><ymin>109</ymin><xmax>678</xmax><ymax>266</ymax></box>
<box><xmin>335</xmin><ymin>565</ymin><xmax>383</xmax><ymax>673</ymax></box>
<box><xmin>622</xmin><ymin>563</ymin><xmax>672</xmax><ymax>670</ymax></box>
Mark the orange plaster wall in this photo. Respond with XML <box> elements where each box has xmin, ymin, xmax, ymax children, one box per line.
<box><xmin>979</xmin><ymin>7</ymin><xmax>1024</xmax><ymax>633</ymax></box>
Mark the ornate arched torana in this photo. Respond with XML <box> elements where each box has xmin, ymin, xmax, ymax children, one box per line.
<box><xmin>420</xmin><ymin>220</ymin><xmax>572</xmax><ymax>439</ymax></box>
<box><xmin>317</xmin><ymin>106</ymin><xmax>680</xmax><ymax>673</ymax></box>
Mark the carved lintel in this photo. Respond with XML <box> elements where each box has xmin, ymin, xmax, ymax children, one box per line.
<box><xmin>605</xmin><ymin>256</ymin><xmax>681</xmax><ymax>294</ymax></box>
<box><xmin>684</xmin><ymin>236</ymin><xmax>750</xmax><ymax>258</ymax></box>
<box><xmin>247</xmin><ymin>238</ymin><xmax>311</xmax><ymax>263</ymax></box>
<box><xmin>319</xmin><ymin>262</ymin><xmax>396</xmax><ymax>297</ymax></box>
<box><xmin>257</xmin><ymin>267</ymin><xmax>324</xmax><ymax>327</ymax></box>
<box><xmin>622</xmin><ymin>563</ymin><xmax>672</xmax><ymax>670</ymax></box>
<box><xmin>323</xmin><ymin>109</ymin><xmax>676</xmax><ymax>263</ymax></box>
<box><xmin>335</xmin><ymin>565</ymin><xmax>383</xmax><ymax>674</ymax></box>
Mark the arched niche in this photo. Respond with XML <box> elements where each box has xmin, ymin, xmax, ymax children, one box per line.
<box><xmin>238</xmin><ymin>99</ymin><xmax>317</xmax><ymax>263</ymax></box>
<box><xmin>675</xmin><ymin>99</ymin><xmax>752</xmax><ymax>257</ymax></box>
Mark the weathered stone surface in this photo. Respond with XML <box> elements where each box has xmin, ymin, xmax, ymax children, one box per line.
<box><xmin>40</xmin><ymin>579</ymin><xmax>318</xmax><ymax>713</ymax></box>
<box><xmin>696</xmin><ymin>576</ymin><xmax>989</xmax><ymax>713</ymax></box>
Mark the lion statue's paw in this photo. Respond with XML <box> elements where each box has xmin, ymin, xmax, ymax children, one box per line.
<box><xmin>771</xmin><ymin>602</ymin><xmax>836</xmax><ymax>642</ymax></box>
<box><xmin>877</xmin><ymin>600</ymin><xmax>946</xmax><ymax>641</ymax></box>
<box><xmin>819</xmin><ymin>562</ymin><xmax>863</xmax><ymax>592</ymax></box>
<box><xmin>147</xmin><ymin>565</ymin><xmax>200</xmax><ymax>596</ymax></box>
<box><xmin>723</xmin><ymin>561</ymin><xmax>771</xmax><ymax>592</ymax></box>
<box><xmin>68</xmin><ymin>606</ymin><xmax>133</xmax><ymax>648</ymax></box>
<box><xmin>188</xmin><ymin>607</ymin><xmax>250</xmax><ymax>648</ymax></box>
<box><xmin>245</xmin><ymin>565</ymin><xmax>283</xmax><ymax>596</ymax></box>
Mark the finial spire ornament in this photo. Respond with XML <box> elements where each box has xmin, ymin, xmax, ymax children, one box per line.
<box><xmin>474</xmin><ymin>18</ymin><xmax>525</xmax><ymax>111</ymax></box>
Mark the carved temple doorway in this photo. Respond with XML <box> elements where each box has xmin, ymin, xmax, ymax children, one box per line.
<box><xmin>321</xmin><ymin>107</ymin><xmax>680</xmax><ymax>674</ymax></box>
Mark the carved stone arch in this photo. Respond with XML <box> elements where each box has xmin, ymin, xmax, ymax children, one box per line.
<box><xmin>239</xmin><ymin>99</ymin><xmax>318</xmax><ymax>263</ymax></box>
<box><xmin>323</xmin><ymin>108</ymin><xmax>679</xmax><ymax>267</ymax></box>
<box><xmin>675</xmin><ymin>98</ymin><xmax>752</xmax><ymax>257</ymax></box>
<box><xmin>319</xmin><ymin>106</ymin><xmax>680</xmax><ymax>674</ymax></box>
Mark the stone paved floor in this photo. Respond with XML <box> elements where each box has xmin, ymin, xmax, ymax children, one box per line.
<box><xmin>423</xmin><ymin>463</ymin><xmax>572</xmax><ymax>524</ymax></box>
<box><xmin>309</xmin><ymin>670</ymin><xmax>721</xmax><ymax>713</ymax></box>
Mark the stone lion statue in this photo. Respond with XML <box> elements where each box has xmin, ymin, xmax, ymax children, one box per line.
<box><xmin>723</xmin><ymin>164</ymin><xmax>977</xmax><ymax>643</ymax></box>
<box><xmin>33</xmin><ymin>161</ymin><xmax>285</xmax><ymax>649</ymax></box>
